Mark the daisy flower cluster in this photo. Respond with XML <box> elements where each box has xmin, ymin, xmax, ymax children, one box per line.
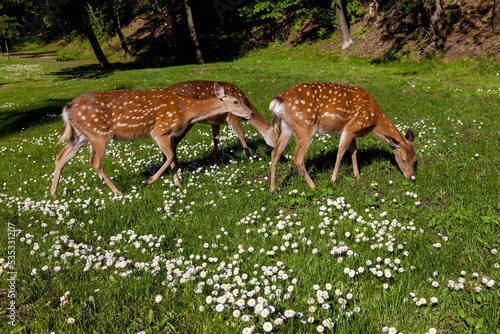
<box><xmin>160</xmin><ymin>208</ymin><xmax>363</xmax><ymax>332</ymax></box>
<box><xmin>406</xmin><ymin>292</ymin><xmax>438</xmax><ymax>307</ymax></box>
<box><xmin>1</xmin><ymin>63</ymin><xmax>48</xmax><ymax>81</ymax></box>
<box><xmin>446</xmin><ymin>271</ymin><xmax>496</xmax><ymax>292</ymax></box>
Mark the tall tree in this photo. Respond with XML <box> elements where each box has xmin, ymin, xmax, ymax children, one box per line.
<box><xmin>109</xmin><ymin>0</ymin><xmax>132</xmax><ymax>60</ymax></box>
<box><xmin>183</xmin><ymin>0</ymin><xmax>204</xmax><ymax>64</ymax></box>
<box><xmin>493</xmin><ymin>0</ymin><xmax>500</xmax><ymax>31</ymax></box>
<box><xmin>66</xmin><ymin>0</ymin><xmax>110</xmax><ymax>68</ymax></box>
<box><xmin>334</xmin><ymin>0</ymin><xmax>353</xmax><ymax>49</ymax></box>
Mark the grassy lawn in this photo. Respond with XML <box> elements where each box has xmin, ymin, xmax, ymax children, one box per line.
<box><xmin>0</xmin><ymin>46</ymin><xmax>499</xmax><ymax>333</ymax></box>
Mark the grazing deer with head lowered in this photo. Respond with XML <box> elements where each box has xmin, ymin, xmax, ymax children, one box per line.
<box><xmin>51</xmin><ymin>82</ymin><xmax>255</xmax><ymax>198</ymax></box>
<box><xmin>166</xmin><ymin>80</ymin><xmax>277</xmax><ymax>161</ymax></box>
<box><xmin>269</xmin><ymin>82</ymin><xmax>417</xmax><ymax>194</ymax></box>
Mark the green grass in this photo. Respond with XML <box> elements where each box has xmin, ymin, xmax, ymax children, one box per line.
<box><xmin>1</xmin><ymin>46</ymin><xmax>500</xmax><ymax>334</ymax></box>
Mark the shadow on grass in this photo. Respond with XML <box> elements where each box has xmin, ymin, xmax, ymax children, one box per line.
<box><xmin>12</xmin><ymin>50</ymin><xmax>58</xmax><ymax>59</ymax></box>
<box><xmin>52</xmin><ymin>60</ymin><xmax>176</xmax><ymax>81</ymax></box>
<box><xmin>136</xmin><ymin>136</ymin><xmax>272</xmax><ymax>177</ymax></box>
<box><xmin>273</xmin><ymin>147</ymin><xmax>399</xmax><ymax>189</ymax></box>
<box><xmin>0</xmin><ymin>99</ymin><xmax>64</xmax><ymax>140</ymax></box>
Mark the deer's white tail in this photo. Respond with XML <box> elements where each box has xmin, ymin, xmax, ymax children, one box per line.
<box><xmin>270</xmin><ymin>97</ymin><xmax>284</xmax><ymax>136</ymax></box>
<box><xmin>56</xmin><ymin>105</ymin><xmax>73</xmax><ymax>145</ymax></box>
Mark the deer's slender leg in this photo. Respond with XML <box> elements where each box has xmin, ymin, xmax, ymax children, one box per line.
<box><xmin>167</xmin><ymin>125</ymin><xmax>194</xmax><ymax>186</ymax></box>
<box><xmin>331</xmin><ymin>131</ymin><xmax>356</xmax><ymax>183</ymax></box>
<box><xmin>51</xmin><ymin>130</ymin><xmax>88</xmax><ymax>198</ymax></box>
<box><xmin>147</xmin><ymin>133</ymin><xmax>178</xmax><ymax>187</ymax></box>
<box><xmin>88</xmin><ymin>138</ymin><xmax>123</xmax><ymax>196</ymax></box>
<box><xmin>270</xmin><ymin>121</ymin><xmax>293</xmax><ymax>194</ymax></box>
<box><xmin>227</xmin><ymin>116</ymin><xmax>251</xmax><ymax>158</ymax></box>
<box><xmin>292</xmin><ymin>127</ymin><xmax>316</xmax><ymax>190</ymax></box>
<box><xmin>349</xmin><ymin>138</ymin><xmax>360</xmax><ymax>178</ymax></box>
<box><xmin>211</xmin><ymin>125</ymin><xmax>221</xmax><ymax>161</ymax></box>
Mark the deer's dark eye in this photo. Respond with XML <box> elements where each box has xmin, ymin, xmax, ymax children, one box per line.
<box><xmin>233</xmin><ymin>101</ymin><xmax>239</xmax><ymax>105</ymax></box>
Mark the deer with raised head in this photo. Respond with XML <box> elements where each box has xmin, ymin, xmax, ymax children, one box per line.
<box><xmin>166</xmin><ymin>80</ymin><xmax>277</xmax><ymax>161</ymax></box>
<box><xmin>51</xmin><ymin>82</ymin><xmax>255</xmax><ymax>198</ymax></box>
<box><xmin>269</xmin><ymin>82</ymin><xmax>417</xmax><ymax>193</ymax></box>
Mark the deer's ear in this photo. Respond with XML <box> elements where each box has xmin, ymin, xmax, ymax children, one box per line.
<box><xmin>384</xmin><ymin>134</ymin><xmax>401</xmax><ymax>150</ymax></box>
<box><xmin>213</xmin><ymin>82</ymin><xmax>226</xmax><ymax>99</ymax></box>
<box><xmin>405</xmin><ymin>128</ymin><xmax>415</xmax><ymax>143</ymax></box>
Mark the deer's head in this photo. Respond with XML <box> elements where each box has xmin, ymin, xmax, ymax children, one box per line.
<box><xmin>384</xmin><ymin>128</ymin><xmax>417</xmax><ymax>179</ymax></box>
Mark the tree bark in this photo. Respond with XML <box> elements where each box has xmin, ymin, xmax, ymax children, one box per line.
<box><xmin>422</xmin><ymin>0</ymin><xmax>449</xmax><ymax>48</ymax></box>
<box><xmin>183</xmin><ymin>0</ymin><xmax>204</xmax><ymax>64</ymax></box>
<box><xmin>335</xmin><ymin>0</ymin><xmax>353</xmax><ymax>49</ymax></box>
<box><xmin>111</xmin><ymin>2</ymin><xmax>132</xmax><ymax>60</ymax></box>
<box><xmin>493</xmin><ymin>0</ymin><xmax>500</xmax><ymax>31</ymax></box>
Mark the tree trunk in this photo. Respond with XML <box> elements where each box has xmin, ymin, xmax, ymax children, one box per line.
<box><xmin>69</xmin><ymin>0</ymin><xmax>110</xmax><ymax>68</ymax></box>
<box><xmin>422</xmin><ymin>0</ymin><xmax>449</xmax><ymax>48</ymax></box>
<box><xmin>5</xmin><ymin>39</ymin><xmax>10</xmax><ymax>60</ymax></box>
<box><xmin>369</xmin><ymin>0</ymin><xmax>378</xmax><ymax>16</ymax></box>
<box><xmin>493</xmin><ymin>0</ymin><xmax>500</xmax><ymax>31</ymax></box>
<box><xmin>1</xmin><ymin>39</ymin><xmax>4</xmax><ymax>57</ymax></box>
<box><xmin>87</xmin><ymin>1</ymin><xmax>103</xmax><ymax>33</ymax></box>
<box><xmin>111</xmin><ymin>2</ymin><xmax>132</xmax><ymax>60</ymax></box>
<box><xmin>183</xmin><ymin>0</ymin><xmax>204</xmax><ymax>64</ymax></box>
<box><xmin>335</xmin><ymin>0</ymin><xmax>353</xmax><ymax>49</ymax></box>
<box><xmin>83</xmin><ymin>24</ymin><xmax>110</xmax><ymax>68</ymax></box>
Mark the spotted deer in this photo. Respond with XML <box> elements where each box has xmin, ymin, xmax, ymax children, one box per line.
<box><xmin>269</xmin><ymin>82</ymin><xmax>417</xmax><ymax>193</ymax></box>
<box><xmin>51</xmin><ymin>82</ymin><xmax>255</xmax><ymax>198</ymax></box>
<box><xmin>166</xmin><ymin>81</ymin><xmax>277</xmax><ymax>160</ymax></box>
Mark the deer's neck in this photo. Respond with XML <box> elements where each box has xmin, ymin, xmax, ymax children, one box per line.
<box><xmin>183</xmin><ymin>97</ymin><xmax>225</xmax><ymax>124</ymax></box>
<box><xmin>373</xmin><ymin>112</ymin><xmax>405</xmax><ymax>143</ymax></box>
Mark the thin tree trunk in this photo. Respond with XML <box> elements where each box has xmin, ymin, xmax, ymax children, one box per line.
<box><xmin>82</xmin><ymin>25</ymin><xmax>110</xmax><ymax>68</ymax></box>
<box><xmin>335</xmin><ymin>0</ymin><xmax>353</xmax><ymax>49</ymax></box>
<box><xmin>5</xmin><ymin>39</ymin><xmax>10</xmax><ymax>60</ymax></box>
<box><xmin>422</xmin><ymin>0</ymin><xmax>448</xmax><ymax>48</ymax></box>
<box><xmin>493</xmin><ymin>0</ymin><xmax>500</xmax><ymax>31</ymax></box>
<box><xmin>87</xmin><ymin>1</ymin><xmax>103</xmax><ymax>33</ymax></box>
<box><xmin>69</xmin><ymin>0</ymin><xmax>110</xmax><ymax>68</ymax></box>
<box><xmin>183</xmin><ymin>0</ymin><xmax>204</xmax><ymax>64</ymax></box>
<box><xmin>112</xmin><ymin>2</ymin><xmax>131</xmax><ymax>59</ymax></box>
